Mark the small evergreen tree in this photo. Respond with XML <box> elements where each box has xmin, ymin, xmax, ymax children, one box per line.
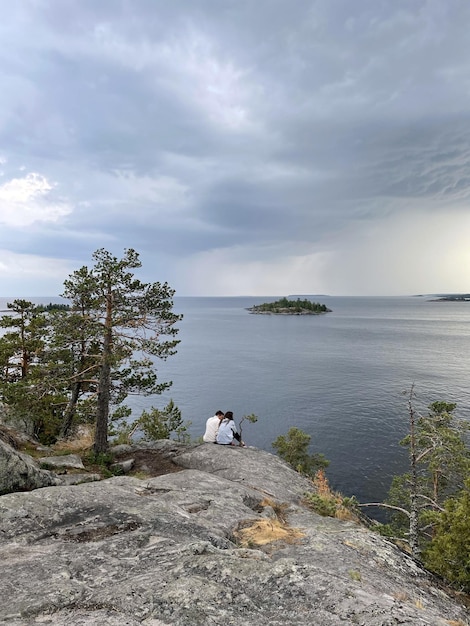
<box><xmin>363</xmin><ymin>388</ymin><xmax>470</xmax><ymax>559</ymax></box>
<box><xmin>272</xmin><ymin>427</ymin><xmax>329</xmax><ymax>477</ymax></box>
<box><xmin>0</xmin><ymin>300</ymin><xmax>66</xmax><ymax>441</ymax></box>
<box><xmin>238</xmin><ymin>413</ymin><xmax>258</xmax><ymax>445</ymax></box>
<box><xmin>136</xmin><ymin>400</ymin><xmax>190</xmax><ymax>443</ymax></box>
<box><xmin>422</xmin><ymin>479</ymin><xmax>470</xmax><ymax>591</ymax></box>
<box><xmin>0</xmin><ymin>300</ymin><xmax>48</xmax><ymax>381</ymax></box>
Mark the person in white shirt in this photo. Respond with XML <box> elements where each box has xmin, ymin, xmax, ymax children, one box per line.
<box><xmin>203</xmin><ymin>410</ymin><xmax>224</xmax><ymax>443</ymax></box>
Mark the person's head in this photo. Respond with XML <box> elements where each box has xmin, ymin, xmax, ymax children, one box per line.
<box><xmin>224</xmin><ymin>411</ymin><xmax>233</xmax><ymax>421</ymax></box>
<box><xmin>215</xmin><ymin>410</ymin><xmax>224</xmax><ymax>419</ymax></box>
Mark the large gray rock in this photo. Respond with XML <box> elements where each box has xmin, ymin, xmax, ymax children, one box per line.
<box><xmin>0</xmin><ymin>442</ymin><xmax>468</xmax><ymax>625</ymax></box>
<box><xmin>38</xmin><ymin>454</ymin><xmax>85</xmax><ymax>470</ymax></box>
<box><xmin>37</xmin><ymin>454</ymin><xmax>85</xmax><ymax>470</ymax></box>
<box><xmin>0</xmin><ymin>439</ymin><xmax>60</xmax><ymax>495</ymax></box>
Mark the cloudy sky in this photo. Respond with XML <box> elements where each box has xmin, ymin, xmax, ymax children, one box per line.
<box><xmin>1</xmin><ymin>0</ymin><xmax>470</xmax><ymax>297</ymax></box>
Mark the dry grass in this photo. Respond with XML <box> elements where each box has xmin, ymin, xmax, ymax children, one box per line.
<box><xmin>52</xmin><ymin>425</ymin><xmax>94</xmax><ymax>454</ymax></box>
<box><xmin>234</xmin><ymin>517</ymin><xmax>305</xmax><ymax>548</ymax></box>
<box><xmin>233</xmin><ymin>497</ymin><xmax>304</xmax><ymax>548</ymax></box>
<box><xmin>393</xmin><ymin>591</ymin><xmax>410</xmax><ymax>603</ymax></box>
<box><xmin>259</xmin><ymin>498</ymin><xmax>289</xmax><ymax>523</ymax></box>
<box><xmin>303</xmin><ymin>469</ymin><xmax>361</xmax><ymax>522</ymax></box>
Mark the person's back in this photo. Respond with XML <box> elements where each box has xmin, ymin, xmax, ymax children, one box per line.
<box><xmin>203</xmin><ymin>410</ymin><xmax>224</xmax><ymax>443</ymax></box>
<box><xmin>216</xmin><ymin>411</ymin><xmax>241</xmax><ymax>445</ymax></box>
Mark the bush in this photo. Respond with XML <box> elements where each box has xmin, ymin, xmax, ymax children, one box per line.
<box><xmin>303</xmin><ymin>492</ymin><xmax>337</xmax><ymax>517</ymax></box>
<box><xmin>272</xmin><ymin>427</ymin><xmax>329</xmax><ymax>477</ymax></box>
<box><xmin>138</xmin><ymin>400</ymin><xmax>191</xmax><ymax>443</ymax></box>
<box><xmin>303</xmin><ymin>469</ymin><xmax>361</xmax><ymax>521</ymax></box>
<box><xmin>422</xmin><ymin>481</ymin><xmax>470</xmax><ymax>591</ymax></box>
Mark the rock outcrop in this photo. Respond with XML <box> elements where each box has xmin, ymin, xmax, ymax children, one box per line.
<box><xmin>0</xmin><ymin>441</ymin><xmax>468</xmax><ymax>625</ymax></box>
<box><xmin>0</xmin><ymin>439</ymin><xmax>60</xmax><ymax>495</ymax></box>
<box><xmin>37</xmin><ymin>454</ymin><xmax>86</xmax><ymax>470</ymax></box>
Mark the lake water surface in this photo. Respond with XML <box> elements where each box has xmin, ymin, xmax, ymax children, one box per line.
<box><xmin>159</xmin><ymin>296</ymin><xmax>470</xmax><ymax>508</ymax></box>
<box><xmin>2</xmin><ymin>295</ymin><xmax>470</xmax><ymax>510</ymax></box>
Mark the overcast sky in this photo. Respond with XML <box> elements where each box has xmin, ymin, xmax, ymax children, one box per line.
<box><xmin>1</xmin><ymin>0</ymin><xmax>470</xmax><ymax>297</ymax></box>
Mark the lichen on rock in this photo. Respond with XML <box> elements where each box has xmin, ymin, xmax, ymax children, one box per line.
<box><xmin>0</xmin><ymin>442</ymin><xmax>468</xmax><ymax>625</ymax></box>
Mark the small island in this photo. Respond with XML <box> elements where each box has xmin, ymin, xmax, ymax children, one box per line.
<box><xmin>429</xmin><ymin>294</ymin><xmax>470</xmax><ymax>302</ymax></box>
<box><xmin>247</xmin><ymin>297</ymin><xmax>332</xmax><ymax>315</ymax></box>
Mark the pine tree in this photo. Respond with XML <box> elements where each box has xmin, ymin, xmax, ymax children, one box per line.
<box><xmin>423</xmin><ymin>479</ymin><xmax>470</xmax><ymax>591</ymax></box>
<box><xmin>62</xmin><ymin>248</ymin><xmax>182</xmax><ymax>453</ymax></box>
<box><xmin>362</xmin><ymin>388</ymin><xmax>470</xmax><ymax>559</ymax></box>
<box><xmin>272</xmin><ymin>427</ymin><xmax>329</xmax><ymax>477</ymax></box>
<box><xmin>0</xmin><ymin>300</ymin><xmax>63</xmax><ymax>440</ymax></box>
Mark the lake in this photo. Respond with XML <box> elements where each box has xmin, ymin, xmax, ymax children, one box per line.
<box><xmin>2</xmin><ymin>294</ymin><xmax>470</xmax><ymax>511</ymax></box>
<box><xmin>157</xmin><ymin>295</ymin><xmax>470</xmax><ymax>509</ymax></box>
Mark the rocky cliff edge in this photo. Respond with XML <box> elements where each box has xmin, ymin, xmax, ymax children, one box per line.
<box><xmin>0</xmin><ymin>440</ymin><xmax>468</xmax><ymax>626</ymax></box>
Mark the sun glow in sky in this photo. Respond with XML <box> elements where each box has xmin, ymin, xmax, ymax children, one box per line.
<box><xmin>0</xmin><ymin>1</ymin><xmax>469</xmax><ymax>296</ymax></box>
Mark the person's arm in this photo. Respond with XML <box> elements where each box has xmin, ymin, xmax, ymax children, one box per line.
<box><xmin>231</xmin><ymin>421</ymin><xmax>245</xmax><ymax>445</ymax></box>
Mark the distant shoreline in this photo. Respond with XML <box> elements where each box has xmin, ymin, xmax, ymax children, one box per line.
<box><xmin>428</xmin><ymin>294</ymin><xmax>470</xmax><ymax>302</ymax></box>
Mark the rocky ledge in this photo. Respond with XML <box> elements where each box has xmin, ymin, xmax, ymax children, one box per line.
<box><xmin>0</xmin><ymin>440</ymin><xmax>468</xmax><ymax>625</ymax></box>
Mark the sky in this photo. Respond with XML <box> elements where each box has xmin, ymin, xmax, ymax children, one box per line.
<box><xmin>1</xmin><ymin>0</ymin><xmax>470</xmax><ymax>297</ymax></box>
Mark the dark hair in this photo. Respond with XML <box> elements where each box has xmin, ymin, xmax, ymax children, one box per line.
<box><xmin>215</xmin><ymin>410</ymin><xmax>224</xmax><ymax>416</ymax></box>
<box><xmin>224</xmin><ymin>411</ymin><xmax>233</xmax><ymax>421</ymax></box>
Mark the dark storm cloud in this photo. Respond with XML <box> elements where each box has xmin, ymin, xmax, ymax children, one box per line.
<box><xmin>1</xmin><ymin>0</ymin><xmax>470</xmax><ymax>294</ymax></box>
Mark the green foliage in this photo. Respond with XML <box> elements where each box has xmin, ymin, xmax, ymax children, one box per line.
<box><xmin>375</xmin><ymin>394</ymin><xmax>470</xmax><ymax>569</ymax></box>
<box><xmin>0</xmin><ymin>250</ymin><xmax>182</xmax><ymax>450</ymax></box>
<box><xmin>0</xmin><ymin>300</ymin><xmax>69</xmax><ymax>443</ymax></box>
<box><xmin>303</xmin><ymin>492</ymin><xmax>337</xmax><ymax>517</ymax></box>
<box><xmin>383</xmin><ymin>473</ymin><xmax>413</xmax><ymax>539</ymax></box>
<box><xmin>385</xmin><ymin>400</ymin><xmax>470</xmax><ymax>545</ymax></box>
<box><xmin>374</xmin><ymin>523</ymin><xmax>395</xmax><ymax>538</ymax></box>
<box><xmin>61</xmin><ymin>248</ymin><xmax>182</xmax><ymax>452</ymax></box>
<box><xmin>303</xmin><ymin>470</ymin><xmax>360</xmax><ymax>521</ymax></box>
<box><xmin>0</xmin><ymin>299</ymin><xmax>48</xmax><ymax>382</ymax></box>
<box><xmin>82</xmin><ymin>450</ymin><xmax>125</xmax><ymax>476</ymax></box>
<box><xmin>249</xmin><ymin>298</ymin><xmax>331</xmax><ymax>314</ymax></box>
<box><xmin>239</xmin><ymin>413</ymin><xmax>258</xmax><ymax>426</ymax></box>
<box><xmin>238</xmin><ymin>413</ymin><xmax>258</xmax><ymax>443</ymax></box>
<box><xmin>137</xmin><ymin>400</ymin><xmax>191</xmax><ymax>443</ymax></box>
<box><xmin>422</xmin><ymin>480</ymin><xmax>470</xmax><ymax>591</ymax></box>
<box><xmin>33</xmin><ymin>303</ymin><xmax>71</xmax><ymax>312</ymax></box>
<box><xmin>0</xmin><ymin>296</ymin><xmax>103</xmax><ymax>443</ymax></box>
<box><xmin>272</xmin><ymin>427</ymin><xmax>329</xmax><ymax>477</ymax></box>
<box><xmin>399</xmin><ymin>401</ymin><xmax>468</xmax><ymax>501</ymax></box>
<box><xmin>83</xmin><ymin>451</ymin><xmax>114</xmax><ymax>467</ymax></box>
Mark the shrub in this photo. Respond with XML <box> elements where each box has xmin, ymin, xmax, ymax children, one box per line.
<box><xmin>422</xmin><ymin>481</ymin><xmax>470</xmax><ymax>591</ymax></box>
<box><xmin>303</xmin><ymin>469</ymin><xmax>361</xmax><ymax>521</ymax></box>
<box><xmin>272</xmin><ymin>427</ymin><xmax>329</xmax><ymax>477</ymax></box>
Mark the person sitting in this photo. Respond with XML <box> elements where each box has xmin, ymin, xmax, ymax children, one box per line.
<box><xmin>203</xmin><ymin>410</ymin><xmax>224</xmax><ymax>443</ymax></box>
<box><xmin>216</xmin><ymin>411</ymin><xmax>244</xmax><ymax>446</ymax></box>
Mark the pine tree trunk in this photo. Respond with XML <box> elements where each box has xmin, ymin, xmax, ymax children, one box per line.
<box><xmin>94</xmin><ymin>292</ymin><xmax>113</xmax><ymax>454</ymax></box>
<box><xmin>60</xmin><ymin>381</ymin><xmax>81</xmax><ymax>439</ymax></box>
<box><xmin>94</xmin><ymin>357</ymin><xmax>110</xmax><ymax>453</ymax></box>
<box><xmin>408</xmin><ymin>386</ymin><xmax>420</xmax><ymax>560</ymax></box>
<box><xmin>409</xmin><ymin>493</ymin><xmax>420</xmax><ymax>559</ymax></box>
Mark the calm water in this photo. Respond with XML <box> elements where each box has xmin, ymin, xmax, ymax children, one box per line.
<box><xmin>158</xmin><ymin>296</ymin><xmax>470</xmax><ymax>509</ymax></box>
<box><xmin>2</xmin><ymin>295</ymin><xmax>470</xmax><ymax>511</ymax></box>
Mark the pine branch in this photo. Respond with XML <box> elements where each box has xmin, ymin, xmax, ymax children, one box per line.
<box><xmin>358</xmin><ymin>503</ymin><xmax>411</xmax><ymax>518</ymax></box>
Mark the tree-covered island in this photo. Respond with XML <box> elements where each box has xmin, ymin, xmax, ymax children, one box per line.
<box><xmin>430</xmin><ymin>294</ymin><xmax>470</xmax><ymax>301</ymax></box>
<box><xmin>247</xmin><ymin>297</ymin><xmax>332</xmax><ymax>315</ymax></box>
